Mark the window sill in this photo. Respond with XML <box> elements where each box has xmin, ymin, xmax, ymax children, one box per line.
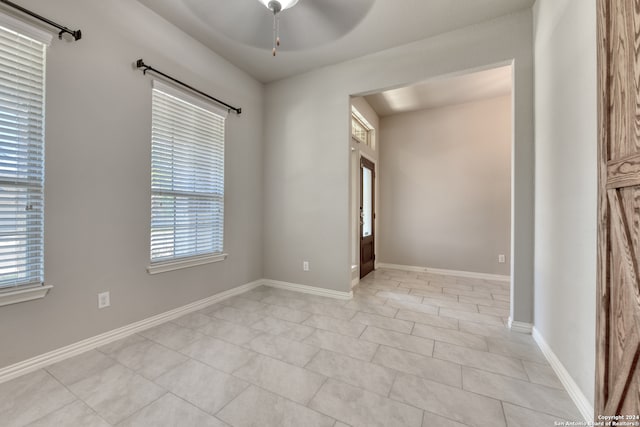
<box><xmin>0</xmin><ymin>284</ymin><xmax>53</xmax><ymax>307</ymax></box>
<box><xmin>147</xmin><ymin>253</ymin><xmax>228</xmax><ymax>275</ymax></box>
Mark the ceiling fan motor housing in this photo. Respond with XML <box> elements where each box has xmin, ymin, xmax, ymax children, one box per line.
<box><xmin>268</xmin><ymin>1</ymin><xmax>282</xmax><ymax>13</ymax></box>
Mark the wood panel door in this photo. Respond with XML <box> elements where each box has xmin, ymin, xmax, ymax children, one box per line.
<box><xmin>360</xmin><ymin>157</ymin><xmax>375</xmax><ymax>278</ymax></box>
<box><xmin>597</xmin><ymin>0</ymin><xmax>640</xmax><ymax>416</ymax></box>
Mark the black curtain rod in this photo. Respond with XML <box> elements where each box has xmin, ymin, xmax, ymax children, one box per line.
<box><xmin>135</xmin><ymin>59</ymin><xmax>242</xmax><ymax>115</ymax></box>
<box><xmin>0</xmin><ymin>0</ymin><xmax>81</xmax><ymax>40</ymax></box>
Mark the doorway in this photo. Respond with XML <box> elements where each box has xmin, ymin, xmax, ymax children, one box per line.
<box><xmin>360</xmin><ymin>157</ymin><xmax>375</xmax><ymax>278</ymax></box>
<box><xmin>349</xmin><ymin>64</ymin><xmax>513</xmax><ymax>310</ymax></box>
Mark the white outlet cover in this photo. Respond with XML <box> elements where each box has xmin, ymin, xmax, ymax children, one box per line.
<box><xmin>98</xmin><ymin>291</ymin><xmax>110</xmax><ymax>309</ymax></box>
<box><xmin>303</xmin><ymin>261</ymin><xmax>309</xmax><ymax>271</ymax></box>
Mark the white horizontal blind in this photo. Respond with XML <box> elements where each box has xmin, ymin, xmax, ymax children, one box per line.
<box><xmin>0</xmin><ymin>24</ymin><xmax>46</xmax><ymax>289</ymax></box>
<box><xmin>150</xmin><ymin>87</ymin><xmax>226</xmax><ymax>263</ymax></box>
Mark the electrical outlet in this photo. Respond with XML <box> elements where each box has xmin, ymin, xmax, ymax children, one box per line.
<box><xmin>303</xmin><ymin>261</ymin><xmax>309</xmax><ymax>271</ymax></box>
<box><xmin>98</xmin><ymin>291</ymin><xmax>110</xmax><ymax>309</ymax></box>
<box><xmin>498</xmin><ymin>254</ymin><xmax>506</xmax><ymax>264</ymax></box>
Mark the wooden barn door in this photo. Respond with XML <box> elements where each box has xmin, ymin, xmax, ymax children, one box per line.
<box><xmin>360</xmin><ymin>157</ymin><xmax>375</xmax><ymax>278</ymax></box>
<box><xmin>597</xmin><ymin>0</ymin><xmax>640</xmax><ymax>416</ymax></box>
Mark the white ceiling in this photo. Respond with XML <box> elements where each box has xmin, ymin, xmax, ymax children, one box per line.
<box><xmin>364</xmin><ymin>65</ymin><xmax>513</xmax><ymax>116</ymax></box>
<box><xmin>137</xmin><ymin>0</ymin><xmax>534</xmax><ymax>83</ymax></box>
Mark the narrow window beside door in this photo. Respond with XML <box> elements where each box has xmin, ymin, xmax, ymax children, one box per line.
<box><xmin>362</xmin><ymin>167</ymin><xmax>373</xmax><ymax>237</ymax></box>
<box><xmin>148</xmin><ymin>81</ymin><xmax>228</xmax><ymax>274</ymax></box>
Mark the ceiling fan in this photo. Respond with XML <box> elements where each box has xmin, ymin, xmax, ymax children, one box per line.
<box><xmin>258</xmin><ymin>0</ymin><xmax>299</xmax><ymax>55</ymax></box>
<box><xmin>185</xmin><ymin>0</ymin><xmax>376</xmax><ymax>55</ymax></box>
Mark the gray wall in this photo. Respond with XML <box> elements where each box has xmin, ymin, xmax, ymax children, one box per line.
<box><xmin>264</xmin><ymin>10</ymin><xmax>535</xmax><ymax>324</ymax></box>
<box><xmin>379</xmin><ymin>96</ymin><xmax>511</xmax><ymax>276</ymax></box>
<box><xmin>533</xmin><ymin>0</ymin><xmax>597</xmax><ymax>404</ymax></box>
<box><xmin>0</xmin><ymin>0</ymin><xmax>264</xmax><ymax>368</ymax></box>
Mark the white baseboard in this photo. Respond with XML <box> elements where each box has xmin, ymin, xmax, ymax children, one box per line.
<box><xmin>351</xmin><ymin>264</ymin><xmax>359</xmax><ymax>289</ymax></box>
<box><xmin>0</xmin><ymin>279</ymin><xmax>263</xmax><ymax>385</ymax></box>
<box><xmin>508</xmin><ymin>317</ymin><xmax>532</xmax><ymax>334</ymax></box>
<box><xmin>0</xmin><ymin>277</ymin><xmax>354</xmax><ymax>385</ymax></box>
<box><xmin>263</xmin><ymin>279</ymin><xmax>353</xmax><ymax>300</ymax></box>
<box><xmin>376</xmin><ymin>263</ymin><xmax>510</xmax><ymax>282</ymax></box>
<box><xmin>532</xmin><ymin>327</ymin><xmax>594</xmax><ymax>423</ymax></box>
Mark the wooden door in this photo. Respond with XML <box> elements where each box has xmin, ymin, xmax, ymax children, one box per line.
<box><xmin>360</xmin><ymin>157</ymin><xmax>375</xmax><ymax>278</ymax></box>
<box><xmin>596</xmin><ymin>0</ymin><xmax>640</xmax><ymax>416</ymax></box>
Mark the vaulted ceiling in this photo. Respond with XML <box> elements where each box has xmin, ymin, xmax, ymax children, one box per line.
<box><xmin>137</xmin><ymin>0</ymin><xmax>535</xmax><ymax>83</ymax></box>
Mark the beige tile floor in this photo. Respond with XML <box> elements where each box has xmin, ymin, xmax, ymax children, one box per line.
<box><xmin>0</xmin><ymin>268</ymin><xmax>583</xmax><ymax>427</ymax></box>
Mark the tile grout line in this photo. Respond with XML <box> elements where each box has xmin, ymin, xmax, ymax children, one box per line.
<box><xmin>225</xmin><ymin>380</ymin><xmax>337</xmax><ymax>424</ymax></box>
<box><xmin>301</xmin><ymin>346</ymin><xmax>322</xmax><ymax>369</ymax></box>
<box><xmin>499</xmin><ymin>400</ymin><xmax>509</xmax><ymax>426</ymax></box>
<box><xmin>386</xmin><ymin>369</ymin><xmax>400</xmax><ymax>399</ymax></box>
<box><xmin>25</xmin><ymin>374</ymin><xmax>109</xmax><ymax>427</ymax></box>
<box><xmin>211</xmin><ymin>382</ymin><xmax>252</xmax><ymax>420</ymax></box>
<box><xmin>430</xmin><ymin>346</ymin><xmax>546</xmax><ymax>384</ymax></box>
<box><xmin>501</xmin><ymin>399</ymin><xmax>578</xmax><ymax>422</ymax></box>
<box><xmin>115</xmin><ymin>390</ymin><xmax>172</xmax><ymax>425</ymax></box>
<box><xmin>304</xmin><ymin>375</ymin><xmax>330</xmax><ymax>408</ymax></box>
<box><xmin>57</xmin><ymin>357</ymin><xmax>165</xmax><ymax>426</ymax></box>
<box><xmin>459</xmin><ymin>363</ymin><xmax>581</xmax><ymax>412</ymax></box>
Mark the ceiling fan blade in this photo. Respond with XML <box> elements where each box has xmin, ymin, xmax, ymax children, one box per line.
<box><xmin>184</xmin><ymin>0</ymin><xmax>375</xmax><ymax>51</ymax></box>
<box><xmin>278</xmin><ymin>0</ymin><xmax>370</xmax><ymax>49</ymax></box>
<box><xmin>299</xmin><ymin>0</ymin><xmax>375</xmax><ymax>33</ymax></box>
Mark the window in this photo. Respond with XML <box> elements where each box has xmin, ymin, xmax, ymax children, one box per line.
<box><xmin>351</xmin><ymin>107</ymin><xmax>375</xmax><ymax>149</ymax></box>
<box><xmin>0</xmin><ymin>16</ymin><xmax>51</xmax><ymax>304</ymax></box>
<box><xmin>351</xmin><ymin>115</ymin><xmax>369</xmax><ymax>144</ymax></box>
<box><xmin>148</xmin><ymin>81</ymin><xmax>227</xmax><ymax>274</ymax></box>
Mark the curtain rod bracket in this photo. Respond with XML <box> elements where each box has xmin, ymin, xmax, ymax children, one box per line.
<box><xmin>136</xmin><ymin>59</ymin><xmax>151</xmax><ymax>75</ymax></box>
<box><xmin>58</xmin><ymin>28</ymin><xmax>81</xmax><ymax>41</ymax></box>
<box><xmin>135</xmin><ymin>58</ymin><xmax>242</xmax><ymax>115</ymax></box>
<box><xmin>0</xmin><ymin>0</ymin><xmax>82</xmax><ymax>41</ymax></box>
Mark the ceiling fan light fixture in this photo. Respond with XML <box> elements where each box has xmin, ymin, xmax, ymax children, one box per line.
<box><xmin>258</xmin><ymin>0</ymin><xmax>299</xmax><ymax>11</ymax></box>
<box><xmin>258</xmin><ymin>0</ymin><xmax>299</xmax><ymax>56</ymax></box>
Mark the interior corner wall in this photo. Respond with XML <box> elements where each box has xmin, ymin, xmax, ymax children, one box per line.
<box><xmin>264</xmin><ymin>8</ymin><xmax>534</xmax><ymax>325</ymax></box>
<box><xmin>379</xmin><ymin>96</ymin><xmax>511</xmax><ymax>276</ymax></box>
<box><xmin>0</xmin><ymin>0</ymin><xmax>264</xmax><ymax>369</ymax></box>
<box><xmin>533</xmin><ymin>0</ymin><xmax>597</xmax><ymax>405</ymax></box>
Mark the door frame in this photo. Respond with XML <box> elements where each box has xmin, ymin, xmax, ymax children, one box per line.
<box><xmin>357</xmin><ymin>149</ymin><xmax>378</xmax><ymax>271</ymax></box>
<box><xmin>595</xmin><ymin>0</ymin><xmax>607</xmax><ymax>412</ymax></box>
<box><xmin>360</xmin><ymin>156</ymin><xmax>376</xmax><ymax>279</ymax></box>
<box><xmin>348</xmin><ymin>61</ymin><xmax>516</xmax><ymax>312</ymax></box>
